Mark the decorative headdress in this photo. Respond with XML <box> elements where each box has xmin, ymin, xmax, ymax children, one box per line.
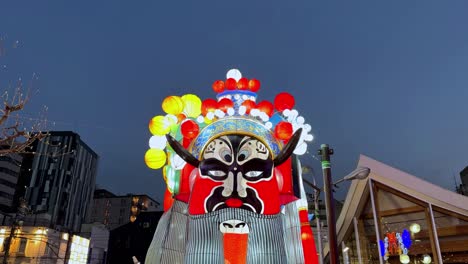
<box><xmin>145</xmin><ymin>69</ymin><xmax>314</xmax><ymax>194</ymax></box>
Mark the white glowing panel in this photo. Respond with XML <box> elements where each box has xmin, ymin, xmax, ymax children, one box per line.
<box><xmin>68</xmin><ymin>235</ymin><xmax>90</xmax><ymax>264</ymax></box>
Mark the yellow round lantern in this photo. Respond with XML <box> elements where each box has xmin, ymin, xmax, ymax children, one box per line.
<box><xmin>145</xmin><ymin>149</ymin><xmax>167</xmax><ymax>169</ymax></box>
<box><xmin>181</xmin><ymin>94</ymin><xmax>202</xmax><ymax>118</ymax></box>
<box><xmin>162</xmin><ymin>96</ymin><xmax>184</xmax><ymax>115</ymax></box>
<box><xmin>149</xmin><ymin>115</ymin><xmax>175</xmax><ymax>136</ymax></box>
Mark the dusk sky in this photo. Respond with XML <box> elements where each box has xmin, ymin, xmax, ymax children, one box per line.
<box><xmin>1</xmin><ymin>1</ymin><xmax>467</xmax><ymax>202</ymax></box>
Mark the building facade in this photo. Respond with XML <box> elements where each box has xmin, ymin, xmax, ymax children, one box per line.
<box><xmin>89</xmin><ymin>189</ymin><xmax>159</xmax><ymax>230</ymax></box>
<box><xmin>20</xmin><ymin>131</ymin><xmax>99</xmax><ymax>233</ymax></box>
<box><xmin>333</xmin><ymin>155</ymin><xmax>468</xmax><ymax>264</ymax></box>
<box><xmin>0</xmin><ymin>153</ymin><xmax>22</xmax><ymax>213</ymax></box>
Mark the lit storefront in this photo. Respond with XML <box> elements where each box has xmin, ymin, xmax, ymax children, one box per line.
<box><xmin>333</xmin><ymin>155</ymin><xmax>468</xmax><ymax>264</ymax></box>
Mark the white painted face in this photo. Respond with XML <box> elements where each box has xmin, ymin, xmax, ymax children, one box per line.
<box><xmin>219</xmin><ymin>219</ymin><xmax>249</xmax><ymax>234</ymax></box>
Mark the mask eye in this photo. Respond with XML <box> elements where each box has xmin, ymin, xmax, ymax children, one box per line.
<box><xmin>208</xmin><ymin>170</ymin><xmax>226</xmax><ymax>177</ymax></box>
<box><xmin>245</xmin><ymin>171</ymin><xmax>263</xmax><ymax>177</ymax></box>
<box><xmin>221</xmin><ymin>149</ymin><xmax>232</xmax><ymax>163</ymax></box>
<box><xmin>238</xmin><ymin>149</ymin><xmax>250</xmax><ymax>162</ymax></box>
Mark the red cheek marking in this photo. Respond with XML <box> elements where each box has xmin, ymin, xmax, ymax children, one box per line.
<box><xmin>225</xmin><ymin>198</ymin><xmax>243</xmax><ymax>208</ymax></box>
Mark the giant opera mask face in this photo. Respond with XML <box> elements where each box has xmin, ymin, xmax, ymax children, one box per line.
<box><xmin>166</xmin><ymin>128</ymin><xmax>302</xmax><ymax>215</ymax></box>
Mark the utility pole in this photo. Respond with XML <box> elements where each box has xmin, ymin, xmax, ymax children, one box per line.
<box><xmin>318</xmin><ymin>144</ymin><xmax>338</xmax><ymax>264</ymax></box>
<box><xmin>2</xmin><ymin>198</ymin><xmax>28</xmax><ymax>264</ymax></box>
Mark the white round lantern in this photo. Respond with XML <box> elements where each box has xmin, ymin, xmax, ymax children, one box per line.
<box><xmin>422</xmin><ymin>254</ymin><xmax>432</xmax><ymax>264</ymax></box>
<box><xmin>226</xmin><ymin>69</ymin><xmax>242</xmax><ymax>81</ymax></box>
<box><xmin>410</xmin><ymin>223</ymin><xmax>421</xmax><ymax>234</ymax></box>
<box><xmin>400</xmin><ymin>254</ymin><xmax>410</xmax><ymax>264</ymax></box>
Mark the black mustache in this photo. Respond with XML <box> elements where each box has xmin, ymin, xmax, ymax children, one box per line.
<box><xmin>205</xmin><ymin>186</ymin><xmax>263</xmax><ymax>214</ymax></box>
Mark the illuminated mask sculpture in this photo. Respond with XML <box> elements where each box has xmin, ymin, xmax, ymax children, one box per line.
<box><xmin>145</xmin><ymin>69</ymin><xmax>318</xmax><ymax>264</ymax></box>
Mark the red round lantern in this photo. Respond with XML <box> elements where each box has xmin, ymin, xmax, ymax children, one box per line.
<box><xmin>218</xmin><ymin>98</ymin><xmax>234</xmax><ymax>112</ymax></box>
<box><xmin>237</xmin><ymin>78</ymin><xmax>249</xmax><ymax>90</ymax></box>
<box><xmin>274</xmin><ymin>92</ymin><xmax>295</xmax><ymax>112</ymax></box>
<box><xmin>241</xmin><ymin>100</ymin><xmax>256</xmax><ymax>114</ymax></box>
<box><xmin>225</xmin><ymin>78</ymin><xmax>237</xmax><ymax>90</ymax></box>
<box><xmin>256</xmin><ymin>100</ymin><xmax>274</xmax><ymax>117</ymax></box>
<box><xmin>181</xmin><ymin>119</ymin><xmax>199</xmax><ymax>139</ymax></box>
<box><xmin>212</xmin><ymin>80</ymin><xmax>225</xmax><ymax>93</ymax></box>
<box><xmin>275</xmin><ymin>121</ymin><xmax>293</xmax><ymax>140</ymax></box>
<box><xmin>248</xmin><ymin>79</ymin><xmax>261</xmax><ymax>92</ymax></box>
<box><xmin>201</xmin><ymin>98</ymin><xmax>218</xmax><ymax>116</ymax></box>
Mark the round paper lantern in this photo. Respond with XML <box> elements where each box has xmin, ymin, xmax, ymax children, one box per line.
<box><xmin>212</xmin><ymin>80</ymin><xmax>225</xmax><ymax>93</ymax></box>
<box><xmin>177</xmin><ymin>113</ymin><xmax>187</xmax><ymax>123</ymax></box>
<box><xmin>256</xmin><ymin>100</ymin><xmax>274</xmax><ymax>117</ymax></box>
<box><xmin>201</xmin><ymin>98</ymin><xmax>218</xmax><ymax>116</ymax></box>
<box><xmin>226</xmin><ymin>69</ymin><xmax>242</xmax><ymax>81</ymax></box>
<box><xmin>225</xmin><ymin>78</ymin><xmax>237</xmax><ymax>90</ymax></box>
<box><xmin>275</xmin><ymin>121</ymin><xmax>293</xmax><ymax>140</ymax></box>
<box><xmin>399</xmin><ymin>254</ymin><xmax>410</xmax><ymax>264</ymax></box>
<box><xmin>149</xmin><ymin>115</ymin><xmax>174</xmax><ymax>136</ymax></box>
<box><xmin>149</xmin><ymin>135</ymin><xmax>167</xmax><ymax>149</ymax></box>
<box><xmin>237</xmin><ymin>77</ymin><xmax>249</xmax><ymax>90</ymax></box>
<box><xmin>145</xmin><ymin>149</ymin><xmax>167</xmax><ymax>169</ymax></box>
<box><xmin>410</xmin><ymin>223</ymin><xmax>421</xmax><ymax>234</ymax></box>
<box><xmin>181</xmin><ymin>94</ymin><xmax>202</xmax><ymax>118</ymax></box>
<box><xmin>162</xmin><ymin>96</ymin><xmax>184</xmax><ymax>115</ymax></box>
<box><xmin>248</xmin><ymin>79</ymin><xmax>261</xmax><ymax>92</ymax></box>
<box><xmin>241</xmin><ymin>100</ymin><xmax>256</xmax><ymax>114</ymax></box>
<box><xmin>422</xmin><ymin>254</ymin><xmax>431</xmax><ymax>264</ymax></box>
<box><xmin>181</xmin><ymin>119</ymin><xmax>200</xmax><ymax>139</ymax></box>
<box><xmin>218</xmin><ymin>98</ymin><xmax>234</xmax><ymax>112</ymax></box>
<box><xmin>274</xmin><ymin>92</ymin><xmax>295</xmax><ymax>112</ymax></box>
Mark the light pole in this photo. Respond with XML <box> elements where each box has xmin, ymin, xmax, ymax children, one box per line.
<box><xmin>311</xmin><ymin>144</ymin><xmax>370</xmax><ymax>264</ymax></box>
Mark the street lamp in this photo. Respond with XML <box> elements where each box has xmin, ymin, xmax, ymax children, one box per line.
<box><xmin>317</xmin><ymin>144</ymin><xmax>370</xmax><ymax>264</ymax></box>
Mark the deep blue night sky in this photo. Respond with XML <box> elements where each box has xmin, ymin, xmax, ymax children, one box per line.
<box><xmin>1</xmin><ymin>1</ymin><xmax>467</xmax><ymax>202</ymax></box>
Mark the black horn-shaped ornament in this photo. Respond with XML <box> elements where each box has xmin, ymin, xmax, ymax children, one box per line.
<box><xmin>165</xmin><ymin>134</ymin><xmax>200</xmax><ymax>167</ymax></box>
<box><xmin>273</xmin><ymin>128</ymin><xmax>303</xmax><ymax>167</ymax></box>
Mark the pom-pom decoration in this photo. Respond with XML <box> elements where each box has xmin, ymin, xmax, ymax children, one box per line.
<box><xmin>218</xmin><ymin>98</ymin><xmax>234</xmax><ymax>112</ymax></box>
<box><xmin>248</xmin><ymin>79</ymin><xmax>261</xmax><ymax>92</ymax></box>
<box><xmin>181</xmin><ymin>94</ymin><xmax>202</xmax><ymax>118</ymax></box>
<box><xmin>145</xmin><ymin>149</ymin><xmax>167</xmax><ymax>169</ymax></box>
<box><xmin>256</xmin><ymin>101</ymin><xmax>274</xmax><ymax>117</ymax></box>
<box><xmin>237</xmin><ymin>77</ymin><xmax>249</xmax><ymax>90</ymax></box>
<box><xmin>212</xmin><ymin>80</ymin><xmax>225</xmax><ymax>93</ymax></box>
<box><xmin>275</xmin><ymin>121</ymin><xmax>293</xmax><ymax>140</ymax></box>
<box><xmin>149</xmin><ymin>115</ymin><xmax>175</xmax><ymax>136</ymax></box>
<box><xmin>181</xmin><ymin>119</ymin><xmax>200</xmax><ymax>140</ymax></box>
<box><xmin>241</xmin><ymin>100</ymin><xmax>256</xmax><ymax>114</ymax></box>
<box><xmin>201</xmin><ymin>99</ymin><xmax>218</xmax><ymax>116</ymax></box>
<box><xmin>162</xmin><ymin>96</ymin><xmax>184</xmax><ymax>115</ymax></box>
<box><xmin>274</xmin><ymin>92</ymin><xmax>295</xmax><ymax>112</ymax></box>
<box><xmin>225</xmin><ymin>78</ymin><xmax>237</xmax><ymax>90</ymax></box>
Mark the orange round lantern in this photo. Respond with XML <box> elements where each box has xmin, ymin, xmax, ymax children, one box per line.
<box><xmin>177</xmin><ymin>113</ymin><xmax>187</xmax><ymax>123</ymax></box>
<box><xmin>237</xmin><ymin>77</ymin><xmax>249</xmax><ymax>90</ymax></box>
<box><xmin>248</xmin><ymin>79</ymin><xmax>261</xmax><ymax>92</ymax></box>
<box><xmin>274</xmin><ymin>92</ymin><xmax>295</xmax><ymax>112</ymax></box>
<box><xmin>256</xmin><ymin>100</ymin><xmax>274</xmax><ymax>117</ymax></box>
<box><xmin>275</xmin><ymin>121</ymin><xmax>293</xmax><ymax>140</ymax></box>
<box><xmin>201</xmin><ymin>98</ymin><xmax>218</xmax><ymax>116</ymax></box>
<box><xmin>225</xmin><ymin>78</ymin><xmax>237</xmax><ymax>90</ymax></box>
<box><xmin>218</xmin><ymin>98</ymin><xmax>234</xmax><ymax>112</ymax></box>
<box><xmin>241</xmin><ymin>100</ymin><xmax>256</xmax><ymax>114</ymax></box>
<box><xmin>212</xmin><ymin>80</ymin><xmax>225</xmax><ymax>93</ymax></box>
<box><xmin>180</xmin><ymin>119</ymin><xmax>200</xmax><ymax>139</ymax></box>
